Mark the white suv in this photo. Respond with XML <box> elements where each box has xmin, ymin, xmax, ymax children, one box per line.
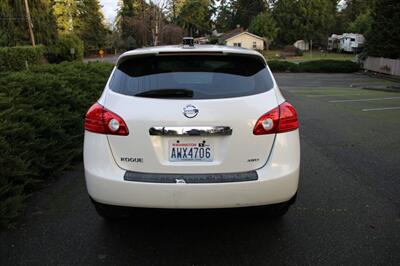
<box><xmin>84</xmin><ymin>43</ymin><xmax>300</xmax><ymax>219</ymax></box>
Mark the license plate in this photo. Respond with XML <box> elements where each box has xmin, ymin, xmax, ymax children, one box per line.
<box><xmin>169</xmin><ymin>141</ymin><xmax>213</xmax><ymax>162</ymax></box>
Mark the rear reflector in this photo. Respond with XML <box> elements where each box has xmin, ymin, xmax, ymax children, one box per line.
<box><xmin>84</xmin><ymin>103</ymin><xmax>129</xmax><ymax>135</ymax></box>
<box><xmin>253</xmin><ymin>102</ymin><xmax>299</xmax><ymax>135</ymax></box>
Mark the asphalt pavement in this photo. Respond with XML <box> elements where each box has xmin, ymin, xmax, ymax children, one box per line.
<box><xmin>1</xmin><ymin>73</ymin><xmax>399</xmax><ymax>266</ymax></box>
<box><xmin>84</xmin><ymin>54</ymin><xmax>119</xmax><ymax>64</ymax></box>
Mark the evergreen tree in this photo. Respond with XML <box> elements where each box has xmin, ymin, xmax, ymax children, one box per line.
<box><xmin>272</xmin><ymin>0</ymin><xmax>302</xmax><ymax>45</ymax></box>
<box><xmin>117</xmin><ymin>0</ymin><xmax>151</xmax><ymax>47</ymax></box>
<box><xmin>0</xmin><ymin>0</ymin><xmax>57</xmax><ymax>46</ymax></box>
<box><xmin>248</xmin><ymin>10</ymin><xmax>278</xmax><ymax>49</ymax></box>
<box><xmin>365</xmin><ymin>0</ymin><xmax>400</xmax><ymax>59</ymax></box>
<box><xmin>118</xmin><ymin>0</ymin><xmax>143</xmax><ymax>40</ymax></box>
<box><xmin>74</xmin><ymin>0</ymin><xmax>108</xmax><ymax>52</ymax></box>
<box><xmin>166</xmin><ymin>0</ymin><xmax>187</xmax><ymax>22</ymax></box>
<box><xmin>215</xmin><ymin>0</ymin><xmax>234</xmax><ymax>32</ymax></box>
<box><xmin>231</xmin><ymin>0</ymin><xmax>267</xmax><ymax>29</ymax></box>
<box><xmin>342</xmin><ymin>0</ymin><xmax>375</xmax><ymax>24</ymax></box>
<box><xmin>118</xmin><ymin>0</ymin><xmax>143</xmax><ymax>19</ymax></box>
<box><xmin>340</xmin><ymin>0</ymin><xmax>375</xmax><ymax>33</ymax></box>
<box><xmin>272</xmin><ymin>0</ymin><xmax>336</xmax><ymax>46</ymax></box>
<box><xmin>0</xmin><ymin>0</ymin><xmax>26</xmax><ymax>46</ymax></box>
<box><xmin>297</xmin><ymin>0</ymin><xmax>336</xmax><ymax>45</ymax></box>
<box><xmin>348</xmin><ymin>11</ymin><xmax>373</xmax><ymax>35</ymax></box>
<box><xmin>177</xmin><ymin>0</ymin><xmax>214</xmax><ymax>36</ymax></box>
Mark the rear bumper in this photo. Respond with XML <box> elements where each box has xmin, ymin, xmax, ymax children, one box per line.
<box><xmin>84</xmin><ymin>130</ymin><xmax>300</xmax><ymax>209</ymax></box>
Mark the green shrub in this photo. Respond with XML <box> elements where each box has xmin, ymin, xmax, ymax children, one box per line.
<box><xmin>268</xmin><ymin>60</ymin><xmax>360</xmax><ymax>73</ymax></box>
<box><xmin>267</xmin><ymin>60</ymin><xmax>299</xmax><ymax>72</ymax></box>
<box><xmin>298</xmin><ymin>60</ymin><xmax>360</xmax><ymax>73</ymax></box>
<box><xmin>0</xmin><ymin>62</ymin><xmax>113</xmax><ymax>227</ymax></box>
<box><xmin>46</xmin><ymin>34</ymin><xmax>84</xmax><ymax>63</ymax></box>
<box><xmin>0</xmin><ymin>45</ymin><xmax>45</xmax><ymax>72</ymax></box>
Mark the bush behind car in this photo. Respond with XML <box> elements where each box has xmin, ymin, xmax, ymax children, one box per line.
<box><xmin>0</xmin><ymin>62</ymin><xmax>113</xmax><ymax>228</ymax></box>
<box><xmin>268</xmin><ymin>59</ymin><xmax>360</xmax><ymax>73</ymax></box>
<box><xmin>0</xmin><ymin>45</ymin><xmax>45</xmax><ymax>72</ymax></box>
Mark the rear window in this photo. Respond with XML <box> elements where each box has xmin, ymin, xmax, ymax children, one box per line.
<box><xmin>109</xmin><ymin>55</ymin><xmax>274</xmax><ymax>99</ymax></box>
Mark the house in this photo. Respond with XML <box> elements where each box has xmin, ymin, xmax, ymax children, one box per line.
<box><xmin>219</xmin><ymin>27</ymin><xmax>266</xmax><ymax>50</ymax></box>
<box><xmin>294</xmin><ymin>40</ymin><xmax>310</xmax><ymax>51</ymax></box>
<box><xmin>328</xmin><ymin>33</ymin><xmax>365</xmax><ymax>53</ymax></box>
<box><xmin>218</xmin><ymin>26</ymin><xmax>245</xmax><ymax>44</ymax></box>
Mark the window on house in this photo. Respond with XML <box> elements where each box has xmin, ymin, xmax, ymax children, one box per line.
<box><xmin>253</xmin><ymin>41</ymin><xmax>257</xmax><ymax>48</ymax></box>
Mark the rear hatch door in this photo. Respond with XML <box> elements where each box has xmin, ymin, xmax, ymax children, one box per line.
<box><xmin>104</xmin><ymin>53</ymin><xmax>278</xmax><ymax>174</ymax></box>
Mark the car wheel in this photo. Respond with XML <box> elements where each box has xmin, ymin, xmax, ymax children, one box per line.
<box><xmin>267</xmin><ymin>202</ymin><xmax>290</xmax><ymax>218</ymax></box>
<box><xmin>91</xmin><ymin>199</ymin><xmax>129</xmax><ymax>221</ymax></box>
<box><xmin>264</xmin><ymin>193</ymin><xmax>297</xmax><ymax>218</ymax></box>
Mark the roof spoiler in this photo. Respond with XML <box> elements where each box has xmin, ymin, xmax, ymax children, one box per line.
<box><xmin>116</xmin><ymin>50</ymin><xmax>266</xmax><ymax>66</ymax></box>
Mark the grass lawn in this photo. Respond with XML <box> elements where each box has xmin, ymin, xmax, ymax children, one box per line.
<box><xmin>263</xmin><ymin>50</ymin><xmax>357</xmax><ymax>62</ymax></box>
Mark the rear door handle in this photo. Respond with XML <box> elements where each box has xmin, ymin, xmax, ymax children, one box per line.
<box><xmin>149</xmin><ymin>126</ymin><xmax>232</xmax><ymax>136</ymax></box>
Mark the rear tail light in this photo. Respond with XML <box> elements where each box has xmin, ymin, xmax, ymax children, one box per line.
<box><xmin>84</xmin><ymin>103</ymin><xmax>129</xmax><ymax>135</ymax></box>
<box><xmin>253</xmin><ymin>102</ymin><xmax>299</xmax><ymax>135</ymax></box>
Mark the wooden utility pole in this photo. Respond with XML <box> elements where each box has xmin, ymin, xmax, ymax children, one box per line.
<box><xmin>24</xmin><ymin>0</ymin><xmax>36</xmax><ymax>47</ymax></box>
<box><xmin>154</xmin><ymin>10</ymin><xmax>159</xmax><ymax>46</ymax></box>
<box><xmin>172</xmin><ymin>0</ymin><xmax>176</xmax><ymax>21</ymax></box>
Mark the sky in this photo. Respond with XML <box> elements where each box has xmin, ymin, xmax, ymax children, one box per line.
<box><xmin>99</xmin><ymin>0</ymin><xmax>119</xmax><ymax>24</ymax></box>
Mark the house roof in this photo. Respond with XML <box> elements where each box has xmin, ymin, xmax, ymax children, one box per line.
<box><xmin>219</xmin><ymin>27</ymin><xmax>245</xmax><ymax>43</ymax></box>
<box><xmin>224</xmin><ymin>31</ymin><xmax>266</xmax><ymax>42</ymax></box>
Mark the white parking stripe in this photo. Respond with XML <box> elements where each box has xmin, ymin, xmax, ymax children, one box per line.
<box><xmin>329</xmin><ymin>96</ymin><xmax>400</xmax><ymax>103</ymax></box>
<box><xmin>362</xmin><ymin>106</ymin><xmax>400</xmax><ymax>112</ymax></box>
<box><xmin>307</xmin><ymin>94</ymin><xmax>362</xmax><ymax>98</ymax></box>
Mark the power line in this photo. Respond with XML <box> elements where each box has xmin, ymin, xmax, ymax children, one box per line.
<box><xmin>0</xmin><ymin>17</ymin><xmax>28</xmax><ymax>20</ymax></box>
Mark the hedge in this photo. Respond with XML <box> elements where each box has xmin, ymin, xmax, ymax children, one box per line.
<box><xmin>298</xmin><ymin>60</ymin><xmax>361</xmax><ymax>73</ymax></box>
<box><xmin>268</xmin><ymin>60</ymin><xmax>361</xmax><ymax>73</ymax></box>
<box><xmin>267</xmin><ymin>60</ymin><xmax>299</xmax><ymax>72</ymax></box>
<box><xmin>0</xmin><ymin>62</ymin><xmax>113</xmax><ymax>227</ymax></box>
<box><xmin>0</xmin><ymin>35</ymin><xmax>85</xmax><ymax>72</ymax></box>
<box><xmin>0</xmin><ymin>45</ymin><xmax>45</xmax><ymax>72</ymax></box>
<box><xmin>45</xmin><ymin>34</ymin><xmax>84</xmax><ymax>64</ymax></box>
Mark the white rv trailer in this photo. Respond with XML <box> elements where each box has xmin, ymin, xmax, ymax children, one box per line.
<box><xmin>328</xmin><ymin>33</ymin><xmax>365</xmax><ymax>53</ymax></box>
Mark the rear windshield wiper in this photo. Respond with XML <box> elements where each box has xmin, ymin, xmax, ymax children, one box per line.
<box><xmin>134</xmin><ymin>89</ymin><xmax>194</xmax><ymax>98</ymax></box>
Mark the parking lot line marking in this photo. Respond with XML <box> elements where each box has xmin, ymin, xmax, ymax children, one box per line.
<box><xmin>362</xmin><ymin>106</ymin><xmax>400</xmax><ymax>112</ymax></box>
<box><xmin>329</xmin><ymin>96</ymin><xmax>400</xmax><ymax>103</ymax></box>
<box><xmin>307</xmin><ymin>94</ymin><xmax>362</xmax><ymax>98</ymax></box>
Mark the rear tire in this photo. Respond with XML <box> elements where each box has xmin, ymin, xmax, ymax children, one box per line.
<box><xmin>266</xmin><ymin>202</ymin><xmax>290</xmax><ymax>218</ymax></box>
<box><xmin>263</xmin><ymin>192</ymin><xmax>297</xmax><ymax>218</ymax></box>
<box><xmin>91</xmin><ymin>199</ymin><xmax>129</xmax><ymax>221</ymax></box>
